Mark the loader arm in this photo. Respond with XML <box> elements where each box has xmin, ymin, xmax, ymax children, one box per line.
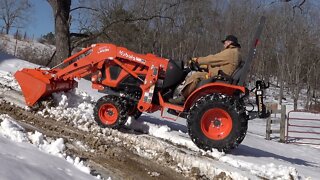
<box><xmin>54</xmin><ymin>44</ymin><xmax>145</xmax><ymax>81</ymax></box>
<box><xmin>15</xmin><ymin>43</ymin><xmax>170</xmax><ymax>108</ymax></box>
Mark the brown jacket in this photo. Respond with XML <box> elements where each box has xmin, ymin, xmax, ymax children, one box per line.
<box><xmin>197</xmin><ymin>45</ymin><xmax>241</xmax><ymax>77</ymax></box>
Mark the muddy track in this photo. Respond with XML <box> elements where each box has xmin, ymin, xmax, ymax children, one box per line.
<box><xmin>0</xmin><ymin>100</ymin><xmax>194</xmax><ymax>180</ymax></box>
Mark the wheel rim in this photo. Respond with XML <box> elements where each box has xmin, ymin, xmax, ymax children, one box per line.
<box><xmin>200</xmin><ymin>108</ymin><xmax>233</xmax><ymax>140</ymax></box>
<box><xmin>98</xmin><ymin>103</ymin><xmax>119</xmax><ymax>125</ymax></box>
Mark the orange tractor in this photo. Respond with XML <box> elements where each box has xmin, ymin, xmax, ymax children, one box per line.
<box><xmin>15</xmin><ymin>17</ymin><xmax>269</xmax><ymax>152</ymax></box>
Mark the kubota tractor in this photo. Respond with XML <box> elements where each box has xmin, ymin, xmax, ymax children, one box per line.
<box><xmin>14</xmin><ymin>17</ymin><xmax>269</xmax><ymax>152</ymax></box>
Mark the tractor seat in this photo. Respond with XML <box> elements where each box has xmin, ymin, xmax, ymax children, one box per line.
<box><xmin>196</xmin><ymin>60</ymin><xmax>245</xmax><ymax>88</ymax></box>
<box><xmin>196</xmin><ymin>71</ymin><xmax>231</xmax><ymax>88</ymax></box>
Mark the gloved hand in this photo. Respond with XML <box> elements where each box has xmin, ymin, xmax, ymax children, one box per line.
<box><xmin>188</xmin><ymin>58</ymin><xmax>208</xmax><ymax>72</ymax></box>
<box><xmin>188</xmin><ymin>58</ymin><xmax>198</xmax><ymax>65</ymax></box>
<box><xmin>188</xmin><ymin>58</ymin><xmax>200</xmax><ymax>71</ymax></box>
<box><xmin>188</xmin><ymin>58</ymin><xmax>197</xmax><ymax>66</ymax></box>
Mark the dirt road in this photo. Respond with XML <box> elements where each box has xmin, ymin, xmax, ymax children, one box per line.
<box><xmin>0</xmin><ymin>98</ymin><xmax>227</xmax><ymax>180</ymax></box>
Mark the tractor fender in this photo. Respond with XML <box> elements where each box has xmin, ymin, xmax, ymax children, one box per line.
<box><xmin>184</xmin><ymin>82</ymin><xmax>246</xmax><ymax>110</ymax></box>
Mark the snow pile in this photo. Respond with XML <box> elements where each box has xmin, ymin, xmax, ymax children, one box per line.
<box><xmin>0</xmin><ymin>114</ymin><xmax>28</xmax><ymax>142</ymax></box>
<box><xmin>37</xmin><ymin>90</ymin><xmax>96</xmax><ymax>131</ymax></box>
<box><xmin>39</xmin><ymin>138</ymin><xmax>65</xmax><ymax>158</ymax></box>
<box><xmin>127</xmin><ymin>117</ymin><xmax>198</xmax><ymax>150</ymax></box>
<box><xmin>0</xmin><ymin>70</ymin><xmax>21</xmax><ymax>91</ymax></box>
<box><xmin>66</xmin><ymin>156</ymin><xmax>91</xmax><ymax>174</ymax></box>
<box><xmin>28</xmin><ymin>131</ymin><xmax>44</xmax><ymax>146</ymax></box>
<box><xmin>0</xmin><ymin>114</ymin><xmax>92</xmax><ymax>176</ymax></box>
<box><xmin>206</xmin><ymin>150</ymin><xmax>299</xmax><ymax>179</ymax></box>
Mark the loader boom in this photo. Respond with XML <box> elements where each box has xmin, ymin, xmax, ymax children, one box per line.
<box><xmin>15</xmin><ymin>43</ymin><xmax>170</xmax><ymax>108</ymax></box>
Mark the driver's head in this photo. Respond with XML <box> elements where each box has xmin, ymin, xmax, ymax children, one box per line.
<box><xmin>221</xmin><ymin>35</ymin><xmax>241</xmax><ymax>48</ymax></box>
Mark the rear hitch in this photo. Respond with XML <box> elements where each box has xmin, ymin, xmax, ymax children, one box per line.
<box><xmin>255</xmin><ymin>80</ymin><xmax>270</xmax><ymax>118</ymax></box>
<box><xmin>246</xmin><ymin>80</ymin><xmax>270</xmax><ymax>120</ymax></box>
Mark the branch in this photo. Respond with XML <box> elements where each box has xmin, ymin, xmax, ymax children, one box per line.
<box><xmin>71</xmin><ymin>14</ymin><xmax>175</xmax><ymax>49</ymax></box>
<box><xmin>161</xmin><ymin>1</ymin><xmax>182</xmax><ymax>13</ymax></box>
<box><xmin>70</xmin><ymin>6</ymin><xmax>98</xmax><ymax>12</ymax></box>
<box><xmin>71</xmin><ymin>1</ymin><xmax>183</xmax><ymax>49</ymax></box>
<box><xmin>269</xmin><ymin>0</ymin><xmax>307</xmax><ymax>9</ymax></box>
<box><xmin>70</xmin><ymin>32</ymin><xmax>90</xmax><ymax>38</ymax></box>
<box><xmin>292</xmin><ymin>0</ymin><xmax>306</xmax><ymax>13</ymax></box>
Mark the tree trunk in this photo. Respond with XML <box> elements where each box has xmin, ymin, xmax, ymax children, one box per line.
<box><xmin>5</xmin><ymin>24</ymin><xmax>10</xmax><ymax>34</ymax></box>
<box><xmin>305</xmin><ymin>84</ymin><xmax>311</xmax><ymax>110</ymax></box>
<box><xmin>276</xmin><ymin>52</ymin><xmax>284</xmax><ymax>105</ymax></box>
<box><xmin>279</xmin><ymin>75</ymin><xmax>284</xmax><ymax>105</ymax></box>
<box><xmin>293</xmin><ymin>64</ymin><xmax>300</xmax><ymax>110</ymax></box>
<box><xmin>47</xmin><ymin>0</ymin><xmax>71</xmax><ymax>66</ymax></box>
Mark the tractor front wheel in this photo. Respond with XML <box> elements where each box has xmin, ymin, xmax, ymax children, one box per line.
<box><xmin>187</xmin><ymin>94</ymin><xmax>244</xmax><ymax>152</ymax></box>
<box><xmin>94</xmin><ymin>95</ymin><xmax>129</xmax><ymax>129</ymax></box>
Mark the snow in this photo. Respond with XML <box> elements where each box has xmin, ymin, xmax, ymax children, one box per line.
<box><xmin>37</xmin><ymin>90</ymin><xmax>96</xmax><ymax>132</ymax></box>
<box><xmin>0</xmin><ymin>39</ymin><xmax>320</xmax><ymax>179</ymax></box>
<box><xmin>0</xmin><ymin>34</ymin><xmax>54</xmax><ymax>62</ymax></box>
<box><xmin>0</xmin><ymin>114</ymin><xmax>97</xmax><ymax>180</ymax></box>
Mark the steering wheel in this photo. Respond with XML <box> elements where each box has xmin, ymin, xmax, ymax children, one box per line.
<box><xmin>189</xmin><ymin>60</ymin><xmax>208</xmax><ymax>72</ymax></box>
<box><xmin>189</xmin><ymin>60</ymin><xmax>201</xmax><ymax>71</ymax></box>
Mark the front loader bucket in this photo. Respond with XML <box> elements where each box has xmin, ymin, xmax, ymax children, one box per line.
<box><xmin>14</xmin><ymin>68</ymin><xmax>77</xmax><ymax>106</ymax></box>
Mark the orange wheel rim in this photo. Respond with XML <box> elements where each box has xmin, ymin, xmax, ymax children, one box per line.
<box><xmin>200</xmin><ymin>108</ymin><xmax>233</xmax><ymax>140</ymax></box>
<box><xmin>99</xmin><ymin>104</ymin><xmax>119</xmax><ymax>125</ymax></box>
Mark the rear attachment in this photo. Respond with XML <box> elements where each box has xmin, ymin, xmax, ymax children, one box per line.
<box><xmin>14</xmin><ymin>68</ymin><xmax>77</xmax><ymax>106</ymax></box>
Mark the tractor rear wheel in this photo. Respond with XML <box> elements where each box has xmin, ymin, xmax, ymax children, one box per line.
<box><xmin>94</xmin><ymin>95</ymin><xmax>129</xmax><ymax>129</ymax></box>
<box><xmin>187</xmin><ymin>93</ymin><xmax>245</xmax><ymax>152</ymax></box>
<box><xmin>236</xmin><ymin>118</ymin><xmax>248</xmax><ymax>147</ymax></box>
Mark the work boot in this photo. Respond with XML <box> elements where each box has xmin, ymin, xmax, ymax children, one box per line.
<box><xmin>169</xmin><ymin>96</ymin><xmax>185</xmax><ymax>105</ymax></box>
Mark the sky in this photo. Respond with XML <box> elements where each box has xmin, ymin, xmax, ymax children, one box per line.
<box><xmin>24</xmin><ymin>0</ymin><xmax>85</xmax><ymax>39</ymax></box>
<box><xmin>26</xmin><ymin>0</ymin><xmax>54</xmax><ymax>39</ymax></box>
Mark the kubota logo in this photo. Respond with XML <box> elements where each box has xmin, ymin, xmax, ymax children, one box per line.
<box><xmin>119</xmin><ymin>50</ymin><xmax>146</xmax><ymax>64</ymax></box>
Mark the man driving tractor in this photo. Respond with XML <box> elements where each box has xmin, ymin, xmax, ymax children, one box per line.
<box><xmin>169</xmin><ymin>35</ymin><xmax>242</xmax><ymax>104</ymax></box>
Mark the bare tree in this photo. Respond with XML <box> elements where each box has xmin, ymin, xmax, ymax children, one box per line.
<box><xmin>47</xmin><ymin>0</ymin><xmax>71</xmax><ymax>66</ymax></box>
<box><xmin>0</xmin><ymin>0</ymin><xmax>31</xmax><ymax>34</ymax></box>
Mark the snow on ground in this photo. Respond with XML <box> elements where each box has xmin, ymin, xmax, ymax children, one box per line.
<box><xmin>0</xmin><ymin>114</ymin><xmax>98</xmax><ymax>180</ymax></box>
<box><xmin>0</xmin><ymin>34</ymin><xmax>54</xmax><ymax>60</ymax></box>
<box><xmin>37</xmin><ymin>89</ymin><xmax>97</xmax><ymax>132</ymax></box>
<box><xmin>0</xmin><ymin>50</ymin><xmax>320</xmax><ymax>179</ymax></box>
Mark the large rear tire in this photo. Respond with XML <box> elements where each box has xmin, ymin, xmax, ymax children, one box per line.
<box><xmin>187</xmin><ymin>93</ymin><xmax>246</xmax><ymax>152</ymax></box>
<box><xmin>236</xmin><ymin>117</ymin><xmax>248</xmax><ymax>146</ymax></box>
<box><xmin>94</xmin><ymin>95</ymin><xmax>128</xmax><ymax>129</ymax></box>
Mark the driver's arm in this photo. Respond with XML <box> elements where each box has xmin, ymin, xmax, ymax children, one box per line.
<box><xmin>196</xmin><ymin>49</ymin><xmax>230</xmax><ymax>67</ymax></box>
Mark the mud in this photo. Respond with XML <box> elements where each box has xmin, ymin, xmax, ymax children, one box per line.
<box><xmin>0</xmin><ymin>100</ymin><xmax>192</xmax><ymax>180</ymax></box>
